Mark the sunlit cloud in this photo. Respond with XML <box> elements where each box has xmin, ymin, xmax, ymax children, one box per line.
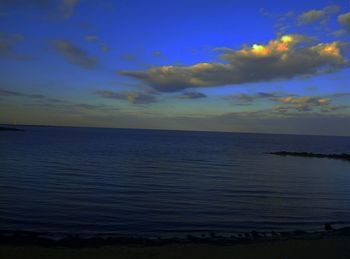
<box><xmin>119</xmin><ymin>35</ymin><xmax>348</xmax><ymax>92</ymax></box>
<box><xmin>273</xmin><ymin>96</ymin><xmax>332</xmax><ymax>112</ymax></box>
<box><xmin>276</xmin><ymin>96</ymin><xmax>330</xmax><ymax>105</ymax></box>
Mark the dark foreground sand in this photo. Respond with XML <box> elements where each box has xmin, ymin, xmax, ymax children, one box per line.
<box><xmin>1</xmin><ymin>237</ymin><xmax>350</xmax><ymax>259</ymax></box>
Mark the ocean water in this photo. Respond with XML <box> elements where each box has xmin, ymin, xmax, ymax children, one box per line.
<box><xmin>1</xmin><ymin>126</ymin><xmax>350</xmax><ymax>237</ymax></box>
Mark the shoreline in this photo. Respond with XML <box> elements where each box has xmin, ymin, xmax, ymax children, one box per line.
<box><xmin>1</xmin><ymin>226</ymin><xmax>350</xmax><ymax>247</ymax></box>
<box><xmin>1</xmin><ymin>235</ymin><xmax>350</xmax><ymax>259</ymax></box>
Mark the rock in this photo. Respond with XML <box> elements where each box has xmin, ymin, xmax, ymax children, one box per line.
<box><xmin>325</xmin><ymin>223</ymin><xmax>333</xmax><ymax>231</ymax></box>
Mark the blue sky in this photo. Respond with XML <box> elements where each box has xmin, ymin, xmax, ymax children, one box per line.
<box><xmin>0</xmin><ymin>0</ymin><xmax>349</xmax><ymax>135</ymax></box>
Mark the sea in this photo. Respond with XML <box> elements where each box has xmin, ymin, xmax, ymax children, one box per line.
<box><xmin>1</xmin><ymin>126</ymin><xmax>350</xmax><ymax>238</ymax></box>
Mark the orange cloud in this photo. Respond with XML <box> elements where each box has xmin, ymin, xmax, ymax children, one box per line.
<box><xmin>119</xmin><ymin>35</ymin><xmax>348</xmax><ymax>92</ymax></box>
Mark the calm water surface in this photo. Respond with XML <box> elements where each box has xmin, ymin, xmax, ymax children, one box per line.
<box><xmin>1</xmin><ymin>126</ymin><xmax>350</xmax><ymax>237</ymax></box>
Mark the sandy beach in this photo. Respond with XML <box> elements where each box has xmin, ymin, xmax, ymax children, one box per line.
<box><xmin>1</xmin><ymin>236</ymin><xmax>350</xmax><ymax>259</ymax></box>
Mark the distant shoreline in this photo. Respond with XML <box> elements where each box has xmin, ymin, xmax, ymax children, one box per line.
<box><xmin>1</xmin><ymin>124</ymin><xmax>349</xmax><ymax>138</ymax></box>
<box><xmin>0</xmin><ymin>126</ymin><xmax>23</xmax><ymax>131</ymax></box>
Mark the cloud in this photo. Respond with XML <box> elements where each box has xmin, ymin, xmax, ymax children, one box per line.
<box><xmin>298</xmin><ymin>10</ymin><xmax>326</xmax><ymax>24</ymax></box>
<box><xmin>323</xmin><ymin>5</ymin><xmax>341</xmax><ymax>14</ymax></box>
<box><xmin>228</xmin><ymin>94</ymin><xmax>254</xmax><ymax>104</ymax></box>
<box><xmin>0</xmin><ymin>88</ymin><xmax>45</xmax><ymax>98</ymax></box>
<box><xmin>227</xmin><ymin>92</ymin><xmax>350</xmax><ymax>112</ymax></box>
<box><xmin>297</xmin><ymin>5</ymin><xmax>340</xmax><ymax>25</ymax></box>
<box><xmin>84</xmin><ymin>35</ymin><xmax>109</xmax><ymax>53</ymax></box>
<box><xmin>276</xmin><ymin>96</ymin><xmax>330</xmax><ymax>105</ymax></box>
<box><xmin>152</xmin><ymin>51</ymin><xmax>163</xmax><ymax>58</ymax></box>
<box><xmin>177</xmin><ymin>92</ymin><xmax>207</xmax><ymax>99</ymax></box>
<box><xmin>273</xmin><ymin>96</ymin><xmax>331</xmax><ymax>112</ymax></box>
<box><xmin>320</xmin><ymin>105</ymin><xmax>350</xmax><ymax>113</ymax></box>
<box><xmin>0</xmin><ymin>0</ymin><xmax>79</xmax><ymax>19</ymax></box>
<box><xmin>0</xmin><ymin>88</ymin><xmax>113</xmax><ymax>112</ymax></box>
<box><xmin>227</xmin><ymin>92</ymin><xmax>279</xmax><ymax>104</ymax></box>
<box><xmin>95</xmin><ymin>90</ymin><xmax>158</xmax><ymax>105</ymax></box>
<box><xmin>0</xmin><ymin>0</ymin><xmax>52</xmax><ymax>8</ymax></box>
<box><xmin>84</xmin><ymin>35</ymin><xmax>98</xmax><ymax>42</ymax></box>
<box><xmin>80</xmin><ymin>109</ymin><xmax>350</xmax><ymax>136</ymax></box>
<box><xmin>59</xmin><ymin>0</ymin><xmax>79</xmax><ymax>19</ymax></box>
<box><xmin>338</xmin><ymin>12</ymin><xmax>350</xmax><ymax>31</ymax></box>
<box><xmin>212</xmin><ymin>111</ymin><xmax>350</xmax><ymax>136</ymax></box>
<box><xmin>332</xmin><ymin>29</ymin><xmax>348</xmax><ymax>37</ymax></box>
<box><xmin>0</xmin><ymin>33</ymin><xmax>34</xmax><ymax>60</ymax></box>
<box><xmin>119</xmin><ymin>35</ymin><xmax>348</xmax><ymax>92</ymax></box>
<box><xmin>53</xmin><ymin>40</ymin><xmax>98</xmax><ymax>69</ymax></box>
<box><xmin>100</xmin><ymin>43</ymin><xmax>109</xmax><ymax>53</ymax></box>
<box><xmin>332</xmin><ymin>93</ymin><xmax>350</xmax><ymax>98</ymax></box>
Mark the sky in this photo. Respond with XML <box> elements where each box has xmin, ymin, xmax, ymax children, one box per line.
<box><xmin>0</xmin><ymin>0</ymin><xmax>349</xmax><ymax>136</ymax></box>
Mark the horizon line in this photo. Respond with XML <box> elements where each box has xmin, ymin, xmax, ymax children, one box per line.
<box><xmin>1</xmin><ymin>123</ymin><xmax>349</xmax><ymax>138</ymax></box>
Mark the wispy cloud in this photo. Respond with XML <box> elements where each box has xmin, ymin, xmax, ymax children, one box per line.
<box><xmin>297</xmin><ymin>5</ymin><xmax>340</xmax><ymax>25</ymax></box>
<box><xmin>59</xmin><ymin>0</ymin><xmax>79</xmax><ymax>19</ymax></box>
<box><xmin>0</xmin><ymin>0</ymin><xmax>80</xmax><ymax>20</ymax></box>
<box><xmin>0</xmin><ymin>33</ymin><xmax>34</xmax><ymax>60</ymax></box>
<box><xmin>84</xmin><ymin>35</ymin><xmax>98</xmax><ymax>42</ymax></box>
<box><xmin>298</xmin><ymin>10</ymin><xmax>327</xmax><ymax>24</ymax></box>
<box><xmin>83</xmin><ymin>34</ymin><xmax>109</xmax><ymax>53</ymax></box>
<box><xmin>95</xmin><ymin>90</ymin><xmax>158</xmax><ymax>105</ymax></box>
<box><xmin>226</xmin><ymin>91</ymin><xmax>350</xmax><ymax>113</ymax></box>
<box><xmin>0</xmin><ymin>88</ymin><xmax>44</xmax><ymax>98</ymax></box>
<box><xmin>177</xmin><ymin>92</ymin><xmax>207</xmax><ymax>99</ymax></box>
<box><xmin>119</xmin><ymin>35</ymin><xmax>348</xmax><ymax>92</ymax></box>
<box><xmin>0</xmin><ymin>88</ymin><xmax>113</xmax><ymax>112</ymax></box>
<box><xmin>81</xmin><ymin>109</ymin><xmax>350</xmax><ymax>136</ymax></box>
<box><xmin>338</xmin><ymin>12</ymin><xmax>350</xmax><ymax>32</ymax></box>
<box><xmin>320</xmin><ymin>105</ymin><xmax>350</xmax><ymax>113</ymax></box>
<box><xmin>227</xmin><ymin>92</ymin><xmax>279</xmax><ymax>105</ymax></box>
<box><xmin>53</xmin><ymin>40</ymin><xmax>98</xmax><ymax>69</ymax></box>
<box><xmin>0</xmin><ymin>0</ymin><xmax>53</xmax><ymax>8</ymax></box>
